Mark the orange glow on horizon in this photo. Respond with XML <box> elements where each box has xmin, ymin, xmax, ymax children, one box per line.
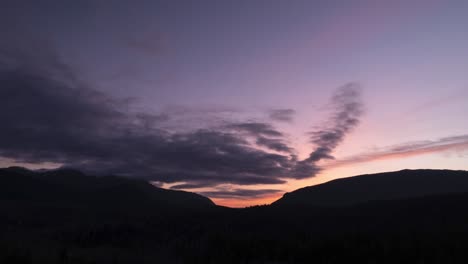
<box><xmin>212</xmin><ymin>193</ymin><xmax>283</xmax><ymax>208</ymax></box>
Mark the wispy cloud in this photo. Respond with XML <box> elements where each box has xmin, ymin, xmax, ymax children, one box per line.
<box><xmin>400</xmin><ymin>88</ymin><xmax>468</xmax><ymax>118</ymax></box>
<box><xmin>226</xmin><ymin>122</ymin><xmax>284</xmax><ymax>137</ymax></box>
<box><xmin>256</xmin><ymin>136</ymin><xmax>293</xmax><ymax>153</ymax></box>
<box><xmin>306</xmin><ymin>83</ymin><xmax>363</xmax><ymax>162</ymax></box>
<box><xmin>290</xmin><ymin>83</ymin><xmax>364</xmax><ymax>179</ymax></box>
<box><xmin>268</xmin><ymin>109</ymin><xmax>296</xmax><ymax>123</ymax></box>
<box><xmin>328</xmin><ymin>135</ymin><xmax>468</xmax><ymax>168</ymax></box>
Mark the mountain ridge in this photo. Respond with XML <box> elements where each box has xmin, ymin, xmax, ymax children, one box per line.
<box><xmin>4</xmin><ymin>167</ymin><xmax>468</xmax><ymax>263</ymax></box>
<box><xmin>0</xmin><ymin>167</ymin><xmax>215</xmax><ymax>209</ymax></box>
<box><xmin>273</xmin><ymin>169</ymin><xmax>468</xmax><ymax>207</ymax></box>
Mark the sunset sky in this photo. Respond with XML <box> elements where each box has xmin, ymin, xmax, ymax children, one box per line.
<box><xmin>1</xmin><ymin>0</ymin><xmax>468</xmax><ymax>207</ymax></box>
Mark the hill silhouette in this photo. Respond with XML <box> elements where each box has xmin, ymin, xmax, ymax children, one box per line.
<box><xmin>3</xmin><ymin>167</ymin><xmax>468</xmax><ymax>263</ymax></box>
<box><xmin>273</xmin><ymin>169</ymin><xmax>468</xmax><ymax>207</ymax></box>
<box><xmin>0</xmin><ymin>167</ymin><xmax>215</xmax><ymax>210</ymax></box>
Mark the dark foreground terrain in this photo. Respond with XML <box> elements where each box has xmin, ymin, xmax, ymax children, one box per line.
<box><xmin>2</xmin><ymin>168</ymin><xmax>468</xmax><ymax>263</ymax></box>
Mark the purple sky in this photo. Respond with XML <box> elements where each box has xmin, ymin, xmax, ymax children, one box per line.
<box><xmin>1</xmin><ymin>0</ymin><xmax>468</xmax><ymax>207</ymax></box>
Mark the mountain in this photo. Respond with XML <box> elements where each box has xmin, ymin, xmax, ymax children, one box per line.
<box><xmin>273</xmin><ymin>169</ymin><xmax>468</xmax><ymax>207</ymax></box>
<box><xmin>0</xmin><ymin>167</ymin><xmax>215</xmax><ymax>210</ymax></box>
<box><xmin>4</xmin><ymin>168</ymin><xmax>468</xmax><ymax>263</ymax></box>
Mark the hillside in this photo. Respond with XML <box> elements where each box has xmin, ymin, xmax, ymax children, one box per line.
<box><xmin>4</xmin><ymin>168</ymin><xmax>468</xmax><ymax>263</ymax></box>
<box><xmin>0</xmin><ymin>167</ymin><xmax>215</xmax><ymax>210</ymax></box>
<box><xmin>273</xmin><ymin>169</ymin><xmax>468</xmax><ymax>207</ymax></box>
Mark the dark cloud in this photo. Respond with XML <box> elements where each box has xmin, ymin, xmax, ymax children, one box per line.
<box><xmin>277</xmin><ymin>83</ymin><xmax>364</xmax><ymax>180</ymax></box>
<box><xmin>0</xmin><ymin>58</ymin><xmax>293</xmax><ymax>187</ymax></box>
<box><xmin>305</xmin><ymin>83</ymin><xmax>363</xmax><ymax>163</ymax></box>
<box><xmin>199</xmin><ymin>189</ymin><xmax>283</xmax><ymax>199</ymax></box>
<box><xmin>268</xmin><ymin>109</ymin><xmax>296</xmax><ymax>123</ymax></box>
<box><xmin>0</xmin><ymin>46</ymin><xmax>364</xmax><ymax>195</ymax></box>
<box><xmin>226</xmin><ymin>122</ymin><xmax>283</xmax><ymax>137</ymax></box>
<box><xmin>256</xmin><ymin>137</ymin><xmax>293</xmax><ymax>153</ymax></box>
<box><xmin>135</xmin><ymin>112</ymin><xmax>170</xmax><ymax>130</ymax></box>
<box><xmin>170</xmin><ymin>182</ymin><xmax>217</xmax><ymax>190</ymax></box>
<box><xmin>225</xmin><ymin>121</ymin><xmax>292</xmax><ymax>154</ymax></box>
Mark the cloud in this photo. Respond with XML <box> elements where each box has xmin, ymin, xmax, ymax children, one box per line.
<box><xmin>285</xmin><ymin>83</ymin><xmax>364</xmax><ymax>179</ymax></box>
<box><xmin>256</xmin><ymin>137</ymin><xmax>293</xmax><ymax>153</ymax></box>
<box><xmin>0</xmin><ymin>62</ymin><xmax>293</xmax><ymax>187</ymax></box>
<box><xmin>306</xmin><ymin>83</ymin><xmax>363</xmax><ymax>162</ymax></box>
<box><xmin>226</xmin><ymin>122</ymin><xmax>284</xmax><ymax>137</ymax></box>
<box><xmin>401</xmin><ymin>88</ymin><xmax>468</xmax><ymax>118</ymax></box>
<box><xmin>0</xmin><ymin>45</ymin><xmax>364</xmax><ymax>195</ymax></box>
<box><xmin>170</xmin><ymin>182</ymin><xmax>217</xmax><ymax>189</ymax></box>
<box><xmin>328</xmin><ymin>135</ymin><xmax>468</xmax><ymax>168</ymax></box>
<box><xmin>225</xmin><ymin>121</ymin><xmax>293</xmax><ymax>153</ymax></box>
<box><xmin>268</xmin><ymin>109</ymin><xmax>296</xmax><ymax>123</ymax></box>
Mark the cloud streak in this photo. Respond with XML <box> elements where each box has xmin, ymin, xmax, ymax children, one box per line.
<box><xmin>288</xmin><ymin>83</ymin><xmax>364</xmax><ymax>179</ymax></box>
<box><xmin>268</xmin><ymin>109</ymin><xmax>296</xmax><ymax>123</ymax></box>
<box><xmin>306</xmin><ymin>83</ymin><xmax>363</xmax><ymax>162</ymax></box>
<box><xmin>328</xmin><ymin>135</ymin><xmax>468</xmax><ymax>168</ymax></box>
<box><xmin>226</xmin><ymin>122</ymin><xmax>284</xmax><ymax>137</ymax></box>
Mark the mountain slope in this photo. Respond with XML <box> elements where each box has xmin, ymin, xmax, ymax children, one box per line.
<box><xmin>0</xmin><ymin>167</ymin><xmax>215</xmax><ymax>209</ymax></box>
<box><xmin>4</xmin><ymin>168</ymin><xmax>468</xmax><ymax>263</ymax></box>
<box><xmin>273</xmin><ymin>169</ymin><xmax>468</xmax><ymax>207</ymax></box>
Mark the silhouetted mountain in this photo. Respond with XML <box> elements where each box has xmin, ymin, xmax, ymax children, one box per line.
<box><xmin>4</xmin><ymin>168</ymin><xmax>468</xmax><ymax>263</ymax></box>
<box><xmin>273</xmin><ymin>169</ymin><xmax>468</xmax><ymax>207</ymax></box>
<box><xmin>0</xmin><ymin>167</ymin><xmax>215</xmax><ymax>210</ymax></box>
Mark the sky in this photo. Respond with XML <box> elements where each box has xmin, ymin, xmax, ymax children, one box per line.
<box><xmin>1</xmin><ymin>0</ymin><xmax>468</xmax><ymax>207</ymax></box>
